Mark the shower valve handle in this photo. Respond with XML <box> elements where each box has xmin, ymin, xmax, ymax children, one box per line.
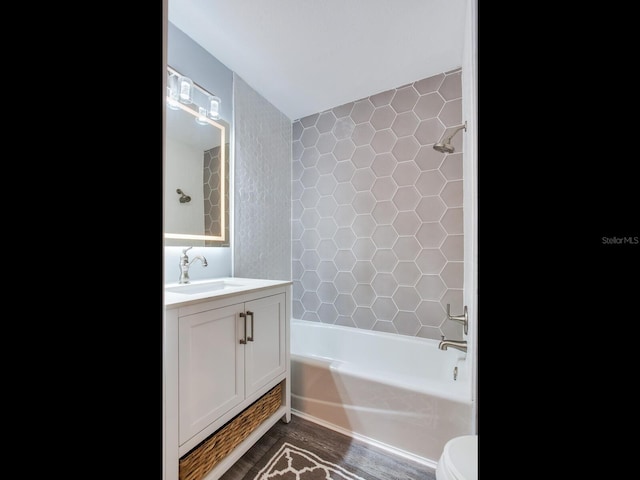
<box><xmin>446</xmin><ymin>304</ymin><xmax>468</xmax><ymax>335</ymax></box>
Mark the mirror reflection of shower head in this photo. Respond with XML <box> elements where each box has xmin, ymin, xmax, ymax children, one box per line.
<box><xmin>433</xmin><ymin>121</ymin><xmax>467</xmax><ymax>154</ymax></box>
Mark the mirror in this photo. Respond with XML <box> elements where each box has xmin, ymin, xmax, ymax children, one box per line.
<box><xmin>164</xmin><ymin>66</ymin><xmax>230</xmax><ymax>247</ymax></box>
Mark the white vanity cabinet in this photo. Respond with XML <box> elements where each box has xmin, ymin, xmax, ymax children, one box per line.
<box><xmin>178</xmin><ymin>292</ymin><xmax>286</xmax><ymax>445</ymax></box>
<box><xmin>164</xmin><ymin>280</ymin><xmax>291</xmax><ymax>480</ymax></box>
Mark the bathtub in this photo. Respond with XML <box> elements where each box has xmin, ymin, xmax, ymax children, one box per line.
<box><xmin>290</xmin><ymin>319</ymin><xmax>474</xmax><ymax>466</ymax></box>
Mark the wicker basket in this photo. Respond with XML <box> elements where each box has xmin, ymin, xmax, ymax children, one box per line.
<box><xmin>179</xmin><ymin>383</ymin><xmax>282</xmax><ymax>480</ymax></box>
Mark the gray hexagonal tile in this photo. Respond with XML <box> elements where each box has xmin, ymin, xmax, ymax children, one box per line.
<box><xmin>441</xmin><ymin>180</ymin><xmax>463</xmax><ymax>207</ymax></box>
<box><xmin>292</xmin><ymin>240</ymin><xmax>304</xmax><ymax>261</ymax></box>
<box><xmin>300</xmin><ymin>229</ymin><xmax>320</xmax><ymax>250</ymax></box>
<box><xmin>371</xmin><ymin>129</ymin><xmax>397</xmax><ymax>153</ymax></box>
<box><xmin>335</xmin><ymin>316</ymin><xmax>357</xmax><ymax>328</ymax></box>
<box><xmin>393</xmin><ymin>236</ymin><xmax>421</xmax><ymax>261</ymax></box>
<box><xmin>332</xmin><ymin>102</ymin><xmax>354</xmax><ymax>118</ymax></box>
<box><xmin>334</xmin><ymin>271</ymin><xmax>357</xmax><ymax>293</ymax></box>
<box><xmin>316</xmin><ymin>217</ymin><xmax>339</xmax><ymax>238</ymax></box>
<box><xmin>353</xmin><ymin>284</ymin><xmax>376</xmax><ymax>307</ymax></box>
<box><xmin>301</xmin><ymin>271</ymin><xmax>321</xmax><ymax>291</ymax></box>
<box><xmin>300</xmin><ymin>168</ymin><xmax>320</xmax><ymax>188</ymax></box>
<box><xmin>392</xmin><ymin>210</ymin><xmax>420</xmax><ymax>235</ymax></box>
<box><xmin>371</xmin><ymin>200</ymin><xmax>398</xmax><ymax>224</ymax></box>
<box><xmin>371</xmin><ymin>153</ymin><xmax>396</xmax><ymax>177</ymax></box>
<box><xmin>316</xmin><ymin>173</ymin><xmax>338</xmax><ymax>196</ymax></box>
<box><xmin>391</xmin><ymin>85</ymin><xmax>419</xmax><ymax>113</ymax></box>
<box><xmin>371</xmin><ymin>272</ymin><xmax>397</xmax><ymax>297</ymax></box>
<box><xmin>316</xmin><ymin>132</ymin><xmax>337</xmax><ymax>154</ymax></box>
<box><xmin>439</xmin><ymin>99</ymin><xmax>462</xmax><ymax>127</ymax></box>
<box><xmin>416</xmin><ymin>326</ymin><xmax>442</xmax><ymax>340</ymax></box>
<box><xmin>372</xmin><ymin>224</ymin><xmax>398</xmax><ymax>249</ymax></box>
<box><xmin>292</xmin><ymin>121</ymin><xmax>304</xmax><ymax>141</ymax></box>
<box><xmin>300</xmin><ymin>127</ymin><xmax>320</xmax><ymax>147</ymax></box>
<box><xmin>316</xmin><ymin>153</ymin><xmax>338</xmax><ymax>174</ymax></box>
<box><xmin>352</xmin><ymin>191</ymin><xmax>375</xmax><ymax>214</ymax></box>
<box><xmin>441</xmin><ymin>207</ymin><xmax>463</xmax><ymax>234</ymax></box>
<box><xmin>416</xmin><ymin>300</ymin><xmax>446</xmax><ymax>326</ymax></box>
<box><xmin>391</xmin><ymin>111</ymin><xmax>419</xmax><ymax>137</ymax></box>
<box><xmin>334</xmin><ymin>294</ymin><xmax>357</xmax><ymax>316</ymax></box>
<box><xmin>372</xmin><ymin>297</ymin><xmax>399</xmax><ymax>321</ymax></box>
<box><xmin>370</xmin><ymin>105</ymin><xmax>396</xmax><ymax>130</ymax></box>
<box><xmin>300</xmin><ymin>113</ymin><xmax>319</xmax><ymax>128</ymax></box>
<box><xmin>333</xmin><ymin>203</ymin><xmax>357</xmax><ymax>227</ymax></box>
<box><xmin>392</xmin><ymin>162</ymin><xmax>420</xmax><ymax>186</ymax></box>
<box><xmin>292</xmin><ymin>300</ymin><xmax>304</xmax><ymax>319</ymax></box>
<box><xmin>416</xmin><ymin>274</ymin><xmax>446</xmax><ymax>301</ymax></box>
<box><xmin>415</xmin><ymin>170</ymin><xmax>446</xmax><ymax>196</ymax></box>
<box><xmin>316</xmin><ymin>111</ymin><xmax>337</xmax><ymax>133</ymax></box>
<box><xmin>301</xmin><ymin>147</ymin><xmax>320</xmax><ymax>167</ymax></box>
<box><xmin>392</xmin><ymin>261</ymin><xmax>421</xmax><ymax>285</ymax></box>
<box><xmin>301</xmin><ymin>291</ymin><xmax>320</xmax><ymax>312</ymax></box>
<box><xmin>333</xmin><ymin>116</ymin><xmax>356</xmax><ymax>139</ymax></box>
<box><xmin>439</xmin><ymin>71</ymin><xmax>462</xmax><ymax>101</ymax></box>
<box><xmin>351</xmin><ymin>99</ymin><xmax>375</xmax><ymax>124</ymax></box>
<box><xmin>414</xmin><ymin>92</ymin><xmax>445</xmax><ymax>120</ymax></box>
<box><xmin>316</xmin><ymin>195</ymin><xmax>338</xmax><ymax>218</ymax></box>
<box><xmin>353</xmin><ymin>307</ymin><xmax>377</xmax><ymax>328</ymax></box>
<box><xmin>300</xmin><ymin>250</ymin><xmax>320</xmax><ymax>270</ymax></box>
<box><xmin>440</xmin><ymin>153</ymin><xmax>462</xmax><ymax>180</ymax></box>
<box><xmin>317</xmin><ymin>281</ymin><xmax>339</xmax><ymax>303</ymax></box>
<box><xmin>300</xmin><ymin>189</ymin><xmax>321</xmax><ymax>209</ymax></box>
<box><xmin>353</xmin><ymin>237</ymin><xmax>376</xmax><ymax>260</ymax></box>
<box><xmin>333</xmin><ymin>182</ymin><xmax>356</xmax><ymax>205</ymax></box>
<box><xmin>416</xmin><ymin>222</ymin><xmax>447</xmax><ymax>248</ymax></box>
<box><xmin>292</xmin><ymin>259</ymin><xmax>304</xmax><ymax>278</ymax></box>
<box><xmin>441</xmin><ymin>235</ymin><xmax>464</xmax><ymax>261</ymax></box>
<box><xmin>370</xmin><ymin>89</ymin><xmax>394</xmax><ymax>107</ymax></box>
<box><xmin>440</xmin><ymin>262</ymin><xmax>463</xmax><ymax>288</ymax></box>
<box><xmin>352</xmin><ymin>260</ymin><xmax>377</xmax><ymax>283</ymax></box>
<box><xmin>392</xmin><ymin>186</ymin><xmax>420</xmax><ymax>212</ymax></box>
<box><xmin>372</xmin><ymin>176</ymin><xmax>397</xmax><ymax>201</ymax></box>
<box><xmin>334</xmin><ymin>227</ymin><xmax>357</xmax><ymax>249</ymax></box>
<box><xmin>292</xmin><ymin>180</ymin><xmax>304</xmax><ymax>201</ymax></box>
<box><xmin>317</xmin><ymin>239</ymin><xmax>338</xmax><ymax>260</ymax></box>
<box><xmin>415</xmin><ymin>146</ymin><xmax>445</xmax><ymax>171</ymax></box>
<box><xmin>414</xmin><ymin>74</ymin><xmax>444</xmax><ymax>94</ymax></box>
<box><xmin>300</xmin><ymin>208</ymin><xmax>320</xmax><ymax>227</ymax></box>
<box><xmin>415</xmin><ymin>118</ymin><xmax>446</xmax><ymax>146</ymax></box>
<box><xmin>333</xmin><ymin>138</ymin><xmax>356</xmax><ymax>160</ymax></box>
<box><xmin>352</xmin><ymin>214</ymin><xmax>376</xmax><ymax>238</ymax></box>
<box><xmin>291</xmin><ymin>217</ymin><xmax>304</xmax><ymax>239</ymax></box>
<box><xmin>334</xmin><ymin>249</ymin><xmax>357</xmax><ymax>271</ymax></box>
<box><xmin>371</xmin><ymin>249</ymin><xmax>398</xmax><ymax>273</ymax></box>
<box><xmin>391</xmin><ymin>136</ymin><xmax>420</xmax><ymax>162</ymax></box>
<box><xmin>415</xmin><ymin>248</ymin><xmax>447</xmax><ymax>274</ymax></box>
<box><xmin>352</xmin><ymin>145</ymin><xmax>376</xmax><ymax>168</ymax></box>
<box><xmin>292</xmin><ymin>160</ymin><xmax>304</xmax><ymax>181</ymax></box>
<box><xmin>350</xmin><ymin>169</ymin><xmax>375</xmax><ymax>192</ymax></box>
<box><xmin>292</xmin><ymin>140</ymin><xmax>304</xmax><ymax>161</ymax></box>
<box><xmin>372</xmin><ymin>320</ymin><xmax>398</xmax><ymax>334</ymax></box>
<box><xmin>415</xmin><ymin>196</ymin><xmax>446</xmax><ymax>221</ymax></box>
<box><xmin>393</xmin><ymin>311</ymin><xmax>421</xmax><ymax>336</ymax></box>
<box><xmin>317</xmin><ymin>303</ymin><xmax>339</xmax><ymax>323</ymax></box>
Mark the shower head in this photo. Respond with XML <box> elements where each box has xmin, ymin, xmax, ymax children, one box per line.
<box><xmin>433</xmin><ymin>122</ymin><xmax>467</xmax><ymax>154</ymax></box>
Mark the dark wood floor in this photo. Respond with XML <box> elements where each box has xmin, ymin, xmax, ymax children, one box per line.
<box><xmin>219</xmin><ymin>413</ymin><xmax>436</xmax><ymax>480</ymax></box>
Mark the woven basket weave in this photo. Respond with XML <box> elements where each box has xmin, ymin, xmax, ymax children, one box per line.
<box><xmin>179</xmin><ymin>383</ymin><xmax>282</xmax><ymax>480</ymax></box>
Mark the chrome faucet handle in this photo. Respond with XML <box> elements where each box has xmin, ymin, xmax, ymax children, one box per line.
<box><xmin>182</xmin><ymin>246</ymin><xmax>193</xmax><ymax>255</ymax></box>
<box><xmin>446</xmin><ymin>304</ymin><xmax>468</xmax><ymax>335</ymax></box>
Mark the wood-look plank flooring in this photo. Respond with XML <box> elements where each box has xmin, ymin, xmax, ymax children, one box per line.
<box><xmin>219</xmin><ymin>414</ymin><xmax>436</xmax><ymax>480</ymax></box>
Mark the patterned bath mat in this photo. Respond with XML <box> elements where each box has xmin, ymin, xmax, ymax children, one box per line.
<box><xmin>244</xmin><ymin>439</ymin><xmax>377</xmax><ymax>480</ymax></box>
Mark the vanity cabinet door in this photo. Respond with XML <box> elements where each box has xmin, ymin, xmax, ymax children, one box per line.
<box><xmin>178</xmin><ymin>303</ymin><xmax>245</xmax><ymax>445</ymax></box>
<box><xmin>244</xmin><ymin>293</ymin><xmax>286</xmax><ymax>397</ymax></box>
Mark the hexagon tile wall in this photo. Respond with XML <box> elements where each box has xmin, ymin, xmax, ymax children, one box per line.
<box><xmin>292</xmin><ymin>68</ymin><xmax>464</xmax><ymax>339</ymax></box>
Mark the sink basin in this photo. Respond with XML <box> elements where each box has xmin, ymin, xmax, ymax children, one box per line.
<box><xmin>165</xmin><ymin>280</ymin><xmax>245</xmax><ymax>295</ymax></box>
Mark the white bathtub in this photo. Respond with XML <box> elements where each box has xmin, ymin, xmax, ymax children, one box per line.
<box><xmin>290</xmin><ymin>319</ymin><xmax>475</xmax><ymax>466</ymax></box>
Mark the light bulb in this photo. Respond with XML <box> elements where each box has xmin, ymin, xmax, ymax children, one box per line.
<box><xmin>195</xmin><ymin>106</ymin><xmax>209</xmax><ymax>125</ymax></box>
<box><xmin>208</xmin><ymin>95</ymin><xmax>221</xmax><ymax>119</ymax></box>
<box><xmin>179</xmin><ymin>76</ymin><xmax>193</xmax><ymax>103</ymax></box>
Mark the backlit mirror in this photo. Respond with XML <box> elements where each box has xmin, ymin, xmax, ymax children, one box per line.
<box><xmin>164</xmin><ymin>66</ymin><xmax>230</xmax><ymax>246</ymax></box>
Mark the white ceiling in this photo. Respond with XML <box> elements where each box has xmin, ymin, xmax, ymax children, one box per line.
<box><xmin>168</xmin><ymin>0</ymin><xmax>467</xmax><ymax>120</ymax></box>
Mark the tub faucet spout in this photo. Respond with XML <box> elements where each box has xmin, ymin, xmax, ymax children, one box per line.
<box><xmin>438</xmin><ymin>337</ymin><xmax>467</xmax><ymax>353</ymax></box>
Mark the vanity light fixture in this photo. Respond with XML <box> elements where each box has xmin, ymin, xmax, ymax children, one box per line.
<box><xmin>179</xmin><ymin>75</ymin><xmax>194</xmax><ymax>104</ymax></box>
<box><xmin>167</xmin><ymin>73</ymin><xmax>181</xmax><ymax>110</ymax></box>
<box><xmin>208</xmin><ymin>95</ymin><xmax>221</xmax><ymax>120</ymax></box>
<box><xmin>195</xmin><ymin>106</ymin><xmax>209</xmax><ymax>125</ymax></box>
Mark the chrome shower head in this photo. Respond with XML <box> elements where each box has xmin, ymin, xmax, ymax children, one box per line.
<box><xmin>433</xmin><ymin>122</ymin><xmax>467</xmax><ymax>154</ymax></box>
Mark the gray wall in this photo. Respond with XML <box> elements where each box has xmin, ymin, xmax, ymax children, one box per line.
<box><xmin>291</xmin><ymin>69</ymin><xmax>464</xmax><ymax>339</ymax></box>
<box><xmin>233</xmin><ymin>74</ymin><xmax>292</xmax><ymax>280</ymax></box>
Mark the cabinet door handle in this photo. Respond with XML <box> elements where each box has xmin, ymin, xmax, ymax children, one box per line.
<box><xmin>239</xmin><ymin>312</ymin><xmax>247</xmax><ymax>344</ymax></box>
<box><xmin>246</xmin><ymin>311</ymin><xmax>254</xmax><ymax>342</ymax></box>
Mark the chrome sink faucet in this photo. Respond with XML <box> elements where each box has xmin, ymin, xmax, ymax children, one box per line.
<box><xmin>179</xmin><ymin>247</ymin><xmax>208</xmax><ymax>284</ymax></box>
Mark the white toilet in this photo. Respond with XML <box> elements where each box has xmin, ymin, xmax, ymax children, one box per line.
<box><xmin>435</xmin><ymin>435</ymin><xmax>478</xmax><ymax>480</ymax></box>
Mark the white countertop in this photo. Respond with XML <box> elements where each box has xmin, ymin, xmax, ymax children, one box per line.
<box><xmin>164</xmin><ymin>277</ymin><xmax>292</xmax><ymax>308</ymax></box>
